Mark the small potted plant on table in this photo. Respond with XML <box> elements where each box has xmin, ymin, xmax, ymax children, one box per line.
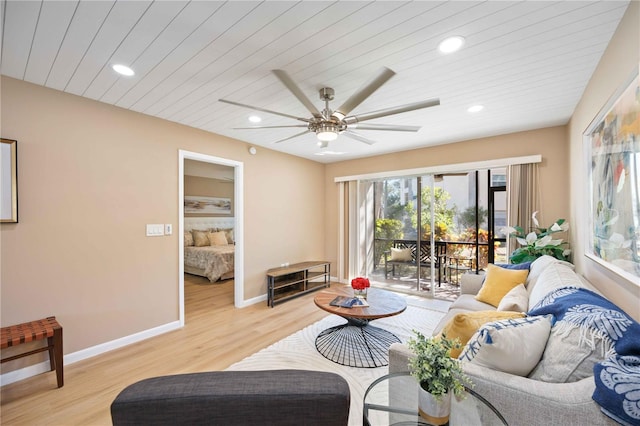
<box><xmin>407</xmin><ymin>331</ymin><xmax>471</xmax><ymax>425</ymax></box>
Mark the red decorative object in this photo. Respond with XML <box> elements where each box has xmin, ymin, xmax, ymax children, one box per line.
<box><xmin>351</xmin><ymin>277</ymin><xmax>370</xmax><ymax>290</ymax></box>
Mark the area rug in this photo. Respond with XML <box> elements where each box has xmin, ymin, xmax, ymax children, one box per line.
<box><xmin>226</xmin><ymin>299</ymin><xmax>448</xmax><ymax>425</ymax></box>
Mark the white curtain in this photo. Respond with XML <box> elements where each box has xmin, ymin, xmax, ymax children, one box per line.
<box><xmin>338</xmin><ymin>180</ymin><xmax>373</xmax><ymax>282</ymax></box>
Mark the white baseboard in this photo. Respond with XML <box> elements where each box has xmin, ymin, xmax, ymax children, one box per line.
<box><xmin>0</xmin><ymin>320</ymin><xmax>182</xmax><ymax>387</ymax></box>
<box><xmin>0</xmin><ymin>361</ymin><xmax>52</xmax><ymax>387</ymax></box>
<box><xmin>238</xmin><ymin>293</ymin><xmax>267</xmax><ymax>308</ymax></box>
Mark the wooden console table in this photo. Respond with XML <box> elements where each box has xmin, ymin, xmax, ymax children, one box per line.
<box><xmin>267</xmin><ymin>261</ymin><xmax>330</xmax><ymax>307</ymax></box>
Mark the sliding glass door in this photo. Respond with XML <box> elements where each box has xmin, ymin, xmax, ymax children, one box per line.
<box><xmin>364</xmin><ymin>168</ymin><xmax>508</xmax><ymax>299</ymax></box>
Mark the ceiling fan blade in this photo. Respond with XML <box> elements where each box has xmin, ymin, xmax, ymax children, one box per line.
<box><xmin>333</xmin><ymin>67</ymin><xmax>396</xmax><ymax>119</ymax></box>
<box><xmin>273</xmin><ymin>130</ymin><xmax>311</xmax><ymax>144</ymax></box>
<box><xmin>219</xmin><ymin>99</ymin><xmax>310</xmax><ymax>123</ymax></box>
<box><xmin>343</xmin><ymin>131</ymin><xmax>377</xmax><ymax>145</ymax></box>
<box><xmin>233</xmin><ymin>125</ymin><xmax>308</xmax><ymax>129</ymax></box>
<box><xmin>272</xmin><ymin>70</ymin><xmax>322</xmax><ymax>118</ymax></box>
<box><xmin>349</xmin><ymin>123</ymin><xmax>421</xmax><ymax>132</ymax></box>
<box><xmin>349</xmin><ymin>98</ymin><xmax>440</xmax><ymax>123</ymax></box>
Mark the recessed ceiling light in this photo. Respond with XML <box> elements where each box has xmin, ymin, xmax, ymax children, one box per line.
<box><xmin>438</xmin><ymin>36</ymin><xmax>465</xmax><ymax>54</ymax></box>
<box><xmin>468</xmin><ymin>105</ymin><xmax>484</xmax><ymax>113</ymax></box>
<box><xmin>112</xmin><ymin>64</ymin><xmax>135</xmax><ymax>76</ymax></box>
<box><xmin>314</xmin><ymin>151</ymin><xmax>345</xmax><ymax>156</ymax></box>
<box><xmin>248</xmin><ymin>115</ymin><xmax>261</xmax><ymax>123</ymax></box>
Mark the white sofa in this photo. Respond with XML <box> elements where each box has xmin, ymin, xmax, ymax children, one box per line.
<box><xmin>389</xmin><ymin>255</ymin><xmax>619</xmax><ymax>426</ymax></box>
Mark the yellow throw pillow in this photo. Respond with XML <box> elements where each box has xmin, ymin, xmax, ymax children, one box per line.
<box><xmin>475</xmin><ymin>264</ymin><xmax>529</xmax><ymax>307</ymax></box>
<box><xmin>439</xmin><ymin>311</ymin><xmax>526</xmax><ymax>358</ymax></box>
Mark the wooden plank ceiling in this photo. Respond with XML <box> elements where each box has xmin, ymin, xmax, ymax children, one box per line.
<box><xmin>0</xmin><ymin>1</ymin><xmax>630</xmax><ymax>162</ymax></box>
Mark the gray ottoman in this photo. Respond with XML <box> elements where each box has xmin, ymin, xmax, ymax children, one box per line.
<box><xmin>111</xmin><ymin>369</ymin><xmax>350</xmax><ymax>425</ymax></box>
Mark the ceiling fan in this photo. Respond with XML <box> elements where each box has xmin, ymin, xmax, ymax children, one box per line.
<box><xmin>219</xmin><ymin>67</ymin><xmax>440</xmax><ymax>147</ymax></box>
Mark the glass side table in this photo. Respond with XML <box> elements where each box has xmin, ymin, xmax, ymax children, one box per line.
<box><xmin>363</xmin><ymin>372</ymin><xmax>508</xmax><ymax>426</ymax></box>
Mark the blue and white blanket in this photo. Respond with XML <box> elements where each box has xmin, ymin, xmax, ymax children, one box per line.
<box><xmin>528</xmin><ymin>287</ymin><xmax>640</xmax><ymax>426</ymax></box>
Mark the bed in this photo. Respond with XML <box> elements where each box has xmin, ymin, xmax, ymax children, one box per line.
<box><xmin>184</xmin><ymin>217</ymin><xmax>235</xmax><ymax>282</ymax></box>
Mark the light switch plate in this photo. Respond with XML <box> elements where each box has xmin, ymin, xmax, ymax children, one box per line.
<box><xmin>146</xmin><ymin>224</ymin><xmax>164</xmax><ymax>236</ymax></box>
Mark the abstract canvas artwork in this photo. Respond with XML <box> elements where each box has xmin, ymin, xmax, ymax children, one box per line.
<box><xmin>585</xmin><ymin>70</ymin><xmax>640</xmax><ymax>285</ymax></box>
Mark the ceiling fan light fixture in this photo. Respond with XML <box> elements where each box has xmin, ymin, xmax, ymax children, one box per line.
<box><xmin>317</xmin><ymin>140</ymin><xmax>329</xmax><ymax>148</ymax></box>
<box><xmin>316</xmin><ymin>123</ymin><xmax>338</xmax><ymax>142</ymax></box>
<box><xmin>438</xmin><ymin>36</ymin><xmax>465</xmax><ymax>53</ymax></box>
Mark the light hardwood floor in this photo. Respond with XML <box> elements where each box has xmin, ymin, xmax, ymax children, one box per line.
<box><xmin>0</xmin><ymin>275</ymin><xmax>335</xmax><ymax>425</ymax></box>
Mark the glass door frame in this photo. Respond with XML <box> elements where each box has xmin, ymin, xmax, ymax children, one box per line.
<box><xmin>488</xmin><ymin>185</ymin><xmax>507</xmax><ymax>264</ymax></box>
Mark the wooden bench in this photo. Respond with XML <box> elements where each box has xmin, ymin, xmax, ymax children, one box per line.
<box><xmin>384</xmin><ymin>239</ymin><xmax>447</xmax><ymax>285</ymax></box>
<box><xmin>1</xmin><ymin>316</ymin><xmax>64</xmax><ymax>388</ymax></box>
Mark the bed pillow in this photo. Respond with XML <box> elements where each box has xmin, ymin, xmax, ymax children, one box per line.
<box><xmin>459</xmin><ymin>315</ymin><xmax>553</xmax><ymax>376</ymax></box>
<box><xmin>390</xmin><ymin>248</ymin><xmax>412</xmax><ymax>262</ymax></box>
<box><xmin>193</xmin><ymin>230</ymin><xmax>210</xmax><ymax>247</ymax></box>
<box><xmin>476</xmin><ymin>264</ymin><xmax>529</xmax><ymax>307</ymax></box>
<box><xmin>219</xmin><ymin>228</ymin><xmax>234</xmax><ymax>244</ymax></box>
<box><xmin>438</xmin><ymin>310</ymin><xmax>525</xmax><ymax>358</ymax></box>
<box><xmin>184</xmin><ymin>231</ymin><xmax>194</xmax><ymax>247</ymax></box>
<box><xmin>497</xmin><ymin>284</ymin><xmax>529</xmax><ymax>312</ymax></box>
<box><xmin>208</xmin><ymin>231</ymin><xmax>228</xmax><ymax>246</ymax></box>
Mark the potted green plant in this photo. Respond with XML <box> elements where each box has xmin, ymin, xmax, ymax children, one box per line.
<box><xmin>407</xmin><ymin>331</ymin><xmax>471</xmax><ymax>425</ymax></box>
<box><xmin>501</xmin><ymin>211</ymin><xmax>571</xmax><ymax>264</ymax></box>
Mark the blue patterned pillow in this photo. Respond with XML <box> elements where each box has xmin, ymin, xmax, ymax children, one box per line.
<box><xmin>496</xmin><ymin>262</ymin><xmax>532</xmax><ymax>270</ymax></box>
<box><xmin>459</xmin><ymin>315</ymin><xmax>553</xmax><ymax>376</ymax></box>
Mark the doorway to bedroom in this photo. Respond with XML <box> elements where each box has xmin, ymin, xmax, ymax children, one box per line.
<box><xmin>179</xmin><ymin>150</ymin><xmax>244</xmax><ymax>325</ymax></box>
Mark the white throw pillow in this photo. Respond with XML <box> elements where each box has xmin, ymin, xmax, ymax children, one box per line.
<box><xmin>497</xmin><ymin>283</ymin><xmax>528</xmax><ymax>312</ymax></box>
<box><xmin>390</xmin><ymin>248</ymin><xmax>412</xmax><ymax>262</ymax></box>
<box><xmin>458</xmin><ymin>315</ymin><xmax>553</xmax><ymax>376</ymax></box>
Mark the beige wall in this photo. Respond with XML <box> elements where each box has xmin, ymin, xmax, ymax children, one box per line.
<box><xmin>324</xmin><ymin>126</ymin><xmax>569</xmax><ymax>280</ymax></box>
<box><xmin>184</xmin><ymin>175</ymin><xmax>234</xmax><ymax>217</ymax></box>
<box><xmin>0</xmin><ymin>77</ymin><xmax>325</xmax><ymax>358</ymax></box>
<box><xmin>1</xmin><ymin>1</ymin><xmax>637</xmax><ymax>371</ymax></box>
<box><xmin>568</xmin><ymin>1</ymin><xmax>639</xmax><ymax>320</ymax></box>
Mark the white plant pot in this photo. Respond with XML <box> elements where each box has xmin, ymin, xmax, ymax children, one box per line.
<box><xmin>418</xmin><ymin>385</ymin><xmax>451</xmax><ymax>425</ymax></box>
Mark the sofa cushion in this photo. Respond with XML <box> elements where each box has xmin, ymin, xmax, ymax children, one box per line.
<box><xmin>439</xmin><ymin>311</ymin><xmax>525</xmax><ymax>358</ymax></box>
<box><xmin>528</xmin><ymin>286</ymin><xmax>639</xmax><ymax>383</ymax></box>
<box><xmin>497</xmin><ymin>284</ymin><xmax>529</xmax><ymax>312</ymax></box>
<box><xmin>110</xmin><ymin>370</ymin><xmax>351</xmax><ymax>426</ymax></box>
<box><xmin>449</xmin><ymin>294</ymin><xmax>495</xmax><ymax>312</ymax></box>
<box><xmin>390</xmin><ymin>248</ymin><xmax>412</xmax><ymax>261</ymax></box>
<box><xmin>525</xmin><ymin>255</ymin><xmax>575</xmax><ymax>296</ymax></box>
<box><xmin>476</xmin><ymin>264</ymin><xmax>529</xmax><ymax>307</ymax></box>
<box><xmin>459</xmin><ymin>315</ymin><xmax>553</xmax><ymax>376</ymax></box>
<box><xmin>528</xmin><ymin>325</ymin><xmax>612</xmax><ymax>383</ymax></box>
<box><xmin>527</xmin><ymin>262</ymin><xmax>586</xmax><ymax>310</ymax></box>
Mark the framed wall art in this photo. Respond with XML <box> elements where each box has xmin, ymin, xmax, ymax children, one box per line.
<box><xmin>184</xmin><ymin>195</ymin><xmax>231</xmax><ymax>215</ymax></box>
<box><xmin>1</xmin><ymin>138</ymin><xmax>18</xmax><ymax>223</ymax></box>
<box><xmin>584</xmin><ymin>69</ymin><xmax>639</xmax><ymax>286</ymax></box>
